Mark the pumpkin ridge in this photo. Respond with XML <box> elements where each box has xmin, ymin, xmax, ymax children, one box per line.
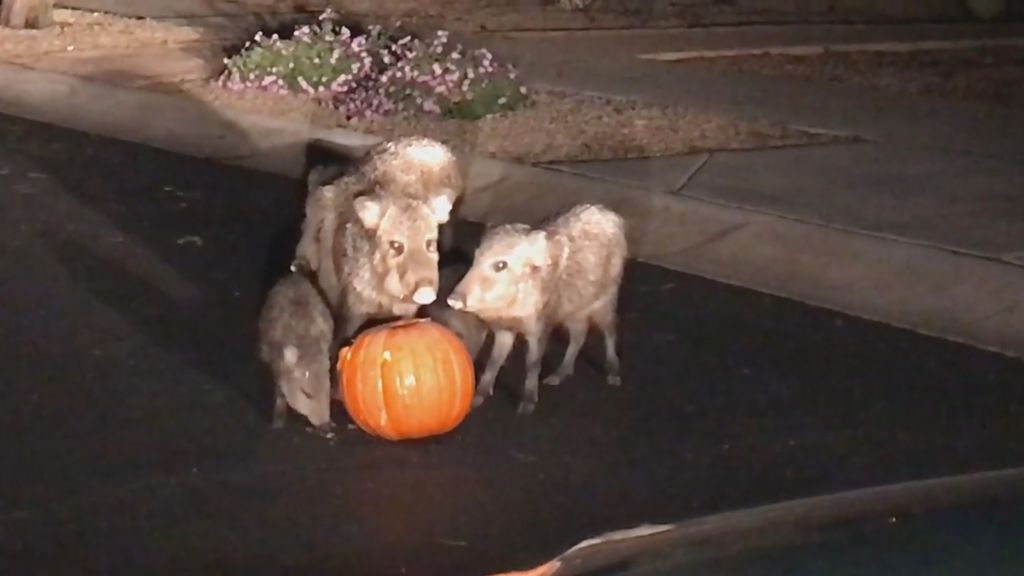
<box><xmin>418</xmin><ymin>327</ymin><xmax>443</xmax><ymax>437</ymax></box>
<box><xmin>360</xmin><ymin>331</ymin><xmax>389</xmax><ymax>438</ymax></box>
<box><xmin>378</xmin><ymin>329</ymin><xmax>403</xmax><ymax>439</ymax></box>
<box><xmin>454</xmin><ymin>330</ymin><xmax>474</xmax><ymax>430</ymax></box>
<box><xmin>454</xmin><ymin>330</ymin><xmax>473</xmax><ymax>428</ymax></box>
<box><xmin>438</xmin><ymin>327</ymin><xmax>460</xmax><ymax>432</ymax></box>
<box><xmin>377</xmin><ymin>338</ymin><xmax>399</xmax><ymax>440</ymax></box>
<box><xmin>345</xmin><ymin>336</ymin><xmax>373</xmax><ymax>436</ymax></box>
<box><xmin>339</xmin><ymin>342</ymin><xmax>357</xmax><ymax>429</ymax></box>
<box><xmin>407</xmin><ymin>326</ymin><xmax>434</xmax><ymax>438</ymax></box>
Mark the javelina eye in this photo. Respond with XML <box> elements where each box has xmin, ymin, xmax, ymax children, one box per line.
<box><xmin>389</xmin><ymin>241</ymin><xmax>405</xmax><ymax>256</ymax></box>
<box><xmin>492</xmin><ymin>260</ymin><xmax>508</xmax><ymax>273</ymax></box>
<box><xmin>425</xmin><ymin>239</ymin><xmax>438</xmax><ymax>253</ymax></box>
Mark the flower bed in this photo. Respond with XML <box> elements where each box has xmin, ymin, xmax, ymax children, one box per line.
<box><xmin>218</xmin><ymin>11</ymin><xmax>527</xmax><ymax>121</ymax></box>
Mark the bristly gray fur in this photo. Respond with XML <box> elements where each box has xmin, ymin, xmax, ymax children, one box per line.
<box><xmin>258</xmin><ymin>272</ymin><xmax>335</xmax><ymax>433</ymax></box>
<box><xmin>290</xmin><ymin>137</ymin><xmax>463</xmax><ymax>340</ymax></box>
<box><xmin>292</xmin><ymin>136</ymin><xmax>463</xmax><ymax>277</ymax></box>
<box><xmin>448</xmin><ymin>203</ymin><xmax>628</xmax><ymax>414</ymax></box>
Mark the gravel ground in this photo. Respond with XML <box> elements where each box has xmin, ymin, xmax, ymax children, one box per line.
<box><xmin>188</xmin><ymin>81</ymin><xmax>837</xmax><ymax>163</ymax></box>
<box><xmin>0</xmin><ymin>9</ymin><xmax>210</xmax><ymax>56</ymax></box>
<box><xmin>694</xmin><ymin>46</ymin><xmax>1024</xmax><ymax>108</ymax></box>
<box><xmin>0</xmin><ymin>7</ymin><xmax>841</xmax><ymax>162</ymax></box>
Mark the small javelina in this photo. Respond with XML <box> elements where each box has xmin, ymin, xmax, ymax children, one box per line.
<box><xmin>293</xmin><ymin>136</ymin><xmax>463</xmax><ymax>279</ymax></box>
<box><xmin>447</xmin><ymin>203</ymin><xmax>628</xmax><ymax>414</ymax></box>
<box><xmin>258</xmin><ymin>272</ymin><xmax>335</xmax><ymax>433</ymax></box>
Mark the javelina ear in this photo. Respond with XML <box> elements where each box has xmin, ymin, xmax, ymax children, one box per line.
<box><xmin>354</xmin><ymin>196</ymin><xmax>384</xmax><ymax>230</ymax></box>
<box><xmin>524</xmin><ymin>230</ymin><xmax>548</xmax><ymax>272</ymax></box>
<box><xmin>428</xmin><ymin>195</ymin><xmax>453</xmax><ymax>224</ymax></box>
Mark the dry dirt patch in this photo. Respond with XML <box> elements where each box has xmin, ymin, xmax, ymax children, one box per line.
<box><xmin>0</xmin><ymin>8</ymin><xmax>842</xmax><ymax>162</ymax></box>
<box><xmin>0</xmin><ymin>8</ymin><xmax>213</xmax><ymax>56</ymax></box>
<box><xmin>187</xmin><ymin>81</ymin><xmax>837</xmax><ymax>163</ymax></box>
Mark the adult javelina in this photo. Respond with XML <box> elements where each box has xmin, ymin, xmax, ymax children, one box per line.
<box><xmin>310</xmin><ymin>180</ymin><xmax>452</xmax><ymax>339</ymax></box>
<box><xmin>447</xmin><ymin>204</ymin><xmax>628</xmax><ymax>414</ymax></box>
<box><xmin>292</xmin><ymin>136</ymin><xmax>463</xmax><ymax>278</ymax></box>
<box><xmin>258</xmin><ymin>272</ymin><xmax>334</xmax><ymax>434</ymax></box>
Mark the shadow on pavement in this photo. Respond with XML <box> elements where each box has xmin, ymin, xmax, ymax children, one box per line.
<box><xmin>0</xmin><ymin>76</ymin><xmax>318</xmax><ymax>424</ymax></box>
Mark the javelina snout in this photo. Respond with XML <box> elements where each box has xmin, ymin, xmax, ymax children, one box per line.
<box><xmin>276</xmin><ymin>356</ymin><xmax>332</xmax><ymax>429</ymax></box>
<box><xmin>353</xmin><ymin>193</ymin><xmax>448</xmax><ymax>306</ymax></box>
<box><xmin>447</xmin><ymin>224</ymin><xmax>542</xmax><ymax>314</ymax></box>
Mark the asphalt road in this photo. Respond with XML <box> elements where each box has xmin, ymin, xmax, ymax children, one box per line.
<box><xmin>1</xmin><ymin>112</ymin><xmax>1023</xmax><ymax>576</ymax></box>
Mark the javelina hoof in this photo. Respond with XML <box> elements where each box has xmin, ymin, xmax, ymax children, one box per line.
<box><xmin>471</xmin><ymin>393</ymin><xmax>488</xmax><ymax>409</ymax></box>
<box><xmin>310</xmin><ymin>422</ymin><xmax>336</xmax><ymax>438</ymax></box>
<box><xmin>607</xmin><ymin>374</ymin><xmax>622</xmax><ymax>386</ymax></box>
<box><xmin>516</xmin><ymin>401</ymin><xmax>536</xmax><ymax>415</ymax></box>
<box><xmin>542</xmin><ymin>374</ymin><xmax>563</xmax><ymax>386</ymax></box>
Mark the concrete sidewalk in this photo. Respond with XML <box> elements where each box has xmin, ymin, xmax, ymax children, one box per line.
<box><xmin>468</xmin><ymin>23</ymin><xmax>1024</xmax><ymax>160</ymax></box>
<box><xmin>0</xmin><ymin>20</ymin><xmax>1023</xmax><ymax>358</ymax></box>
<box><xmin>545</xmin><ymin>142</ymin><xmax>1024</xmax><ymax>264</ymax></box>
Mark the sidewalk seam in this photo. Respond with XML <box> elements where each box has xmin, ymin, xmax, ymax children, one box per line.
<box><xmin>530</xmin><ymin>160</ymin><xmax>1024</xmax><ymax>270</ymax></box>
<box><xmin>672</xmin><ymin>152</ymin><xmax>711</xmax><ymax>193</ymax></box>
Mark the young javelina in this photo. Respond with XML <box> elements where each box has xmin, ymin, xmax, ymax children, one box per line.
<box><xmin>447</xmin><ymin>204</ymin><xmax>628</xmax><ymax>414</ymax></box>
<box><xmin>258</xmin><ymin>272</ymin><xmax>335</xmax><ymax>434</ymax></box>
<box><xmin>292</xmin><ymin>136</ymin><xmax>463</xmax><ymax>277</ymax></box>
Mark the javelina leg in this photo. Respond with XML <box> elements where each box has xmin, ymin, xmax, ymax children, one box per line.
<box><xmin>518</xmin><ymin>326</ymin><xmax>550</xmax><ymax>415</ymax></box>
<box><xmin>601</xmin><ymin>325</ymin><xmax>621</xmax><ymax>386</ymax></box>
<box><xmin>438</xmin><ymin>220</ymin><xmax>456</xmax><ymax>256</ymax></box>
<box><xmin>594</xmin><ymin>313</ymin><xmax>622</xmax><ymax>386</ymax></box>
<box><xmin>272</xmin><ymin>387</ymin><xmax>288</xmax><ymax>429</ymax></box>
<box><xmin>337</xmin><ymin>313</ymin><xmax>366</xmax><ymax>341</ymax></box>
<box><xmin>474</xmin><ymin>329</ymin><xmax>515</xmax><ymax>408</ymax></box>
<box><xmin>543</xmin><ymin>320</ymin><xmax>588</xmax><ymax>387</ymax></box>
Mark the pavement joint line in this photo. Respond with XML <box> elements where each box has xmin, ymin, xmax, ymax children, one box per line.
<box><xmin>672</xmin><ymin>151</ymin><xmax>710</xmax><ymax>194</ymax></box>
<box><xmin>637</xmin><ymin>36</ymin><xmax>1024</xmax><ymax>61</ymax></box>
<box><xmin>788</xmin><ymin>124</ymin><xmax>869</xmax><ymax>141</ymax></box>
<box><xmin>534</xmin><ymin>162</ymin><xmax>661</xmax><ymax>192</ymax></box>
<box><xmin>533</xmin><ymin>139</ymin><xmax>865</xmax><ymax>192</ymax></box>
<box><xmin>533</xmin><ymin>158</ymin><xmax>1024</xmax><ymax>269</ymax></box>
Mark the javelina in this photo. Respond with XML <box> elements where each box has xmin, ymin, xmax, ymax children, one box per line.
<box><xmin>258</xmin><ymin>272</ymin><xmax>335</xmax><ymax>434</ymax></box>
<box><xmin>323</xmin><ymin>187</ymin><xmax>451</xmax><ymax>339</ymax></box>
<box><xmin>447</xmin><ymin>204</ymin><xmax>628</xmax><ymax>414</ymax></box>
<box><xmin>292</xmin><ymin>136</ymin><xmax>463</xmax><ymax>277</ymax></box>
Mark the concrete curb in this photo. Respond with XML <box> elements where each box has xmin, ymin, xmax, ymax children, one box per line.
<box><xmin>1</xmin><ymin>61</ymin><xmax>1022</xmax><ymax>358</ymax></box>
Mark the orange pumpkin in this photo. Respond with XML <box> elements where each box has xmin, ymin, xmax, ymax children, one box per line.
<box><xmin>336</xmin><ymin>318</ymin><xmax>475</xmax><ymax>440</ymax></box>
